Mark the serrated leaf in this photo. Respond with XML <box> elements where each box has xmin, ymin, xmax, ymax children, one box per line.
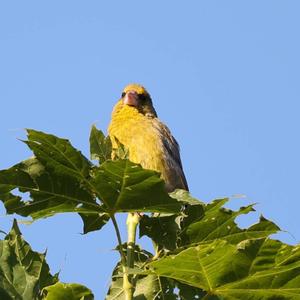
<box><xmin>25</xmin><ymin>129</ymin><xmax>91</xmax><ymax>181</ymax></box>
<box><xmin>89</xmin><ymin>125</ymin><xmax>112</xmax><ymax>163</ymax></box>
<box><xmin>107</xmin><ymin>269</ymin><xmax>166</xmax><ymax>300</ymax></box>
<box><xmin>178</xmin><ymin>196</ymin><xmax>280</xmax><ymax>245</ymax></box>
<box><xmin>139</xmin><ymin>190</ymin><xmax>204</xmax><ymax>253</ymax></box>
<box><xmin>139</xmin><ymin>214</ymin><xmax>179</xmax><ymax>252</ymax></box>
<box><xmin>0</xmin><ymin>220</ymin><xmax>57</xmax><ymax>299</ymax></box>
<box><xmin>106</xmin><ymin>246</ymin><xmax>153</xmax><ymax>300</ymax></box>
<box><xmin>106</xmin><ymin>245</ymin><xmax>176</xmax><ymax>300</ymax></box>
<box><xmin>142</xmin><ymin>192</ymin><xmax>279</xmax><ymax>255</ymax></box>
<box><xmin>149</xmin><ymin>238</ymin><xmax>300</xmax><ymax>299</ymax></box>
<box><xmin>0</xmin><ymin>158</ymin><xmax>103</xmax><ymax>219</ymax></box>
<box><xmin>43</xmin><ymin>282</ymin><xmax>94</xmax><ymax>300</ymax></box>
<box><xmin>170</xmin><ymin>189</ymin><xmax>205</xmax><ymax>206</ymax></box>
<box><xmin>170</xmin><ymin>190</ymin><xmax>205</xmax><ymax>229</ymax></box>
<box><xmin>92</xmin><ymin>160</ymin><xmax>181</xmax><ymax>213</ymax></box>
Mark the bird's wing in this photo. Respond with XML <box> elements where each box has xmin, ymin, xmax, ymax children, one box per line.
<box><xmin>157</xmin><ymin>121</ymin><xmax>189</xmax><ymax>191</ymax></box>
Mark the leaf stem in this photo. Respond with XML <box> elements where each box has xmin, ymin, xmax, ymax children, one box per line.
<box><xmin>126</xmin><ymin>213</ymin><xmax>140</xmax><ymax>268</ymax></box>
<box><xmin>121</xmin><ymin>212</ymin><xmax>140</xmax><ymax>299</ymax></box>
<box><xmin>111</xmin><ymin>214</ymin><xmax>134</xmax><ymax>299</ymax></box>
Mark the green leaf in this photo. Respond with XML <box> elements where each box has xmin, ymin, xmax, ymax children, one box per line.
<box><xmin>170</xmin><ymin>190</ymin><xmax>205</xmax><ymax>229</ymax></box>
<box><xmin>177</xmin><ymin>282</ymin><xmax>206</xmax><ymax>300</ymax></box>
<box><xmin>112</xmin><ymin>138</ymin><xmax>129</xmax><ymax>160</ymax></box>
<box><xmin>0</xmin><ymin>220</ymin><xmax>58</xmax><ymax>299</ymax></box>
<box><xmin>43</xmin><ymin>282</ymin><xmax>94</xmax><ymax>300</ymax></box>
<box><xmin>79</xmin><ymin>213</ymin><xmax>110</xmax><ymax>234</ymax></box>
<box><xmin>92</xmin><ymin>160</ymin><xmax>181</xmax><ymax>213</ymax></box>
<box><xmin>140</xmin><ymin>191</ymin><xmax>279</xmax><ymax>255</ymax></box>
<box><xmin>107</xmin><ymin>268</ymin><xmax>166</xmax><ymax>300</ymax></box>
<box><xmin>0</xmin><ymin>130</ymin><xmax>181</xmax><ymax>220</ymax></box>
<box><xmin>106</xmin><ymin>246</ymin><xmax>153</xmax><ymax>300</ymax></box>
<box><xmin>0</xmin><ymin>158</ymin><xmax>103</xmax><ymax>219</ymax></box>
<box><xmin>178</xmin><ymin>196</ymin><xmax>280</xmax><ymax>245</ymax></box>
<box><xmin>106</xmin><ymin>245</ymin><xmax>177</xmax><ymax>300</ymax></box>
<box><xmin>25</xmin><ymin>129</ymin><xmax>91</xmax><ymax>181</ymax></box>
<box><xmin>105</xmin><ymin>262</ymin><xmax>123</xmax><ymax>300</ymax></box>
<box><xmin>89</xmin><ymin>125</ymin><xmax>112</xmax><ymax>163</ymax></box>
<box><xmin>135</xmin><ymin>276</ymin><xmax>177</xmax><ymax>300</ymax></box>
<box><xmin>139</xmin><ymin>190</ymin><xmax>204</xmax><ymax>253</ymax></box>
<box><xmin>170</xmin><ymin>189</ymin><xmax>205</xmax><ymax>206</ymax></box>
<box><xmin>148</xmin><ymin>238</ymin><xmax>300</xmax><ymax>299</ymax></box>
<box><xmin>139</xmin><ymin>214</ymin><xmax>180</xmax><ymax>252</ymax></box>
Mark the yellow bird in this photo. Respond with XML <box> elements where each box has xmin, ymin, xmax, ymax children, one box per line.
<box><xmin>108</xmin><ymin>83</ymin><xmax>188</xmax><ymax>192</ymax></box>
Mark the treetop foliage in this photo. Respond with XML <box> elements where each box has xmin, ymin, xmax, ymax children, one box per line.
<box><xmin>0</xmin><ymin>126</ymin><xmax>299</xmax><ymax>299</ymax></box>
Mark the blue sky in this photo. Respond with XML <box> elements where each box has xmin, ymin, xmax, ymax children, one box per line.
<box><xmin>1</xmin><ymin>1</ymin><xmax>300</xmax><ymax>298</ymax></box>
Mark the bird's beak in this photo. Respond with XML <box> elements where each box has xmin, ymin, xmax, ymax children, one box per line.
<box><xmin>123</xmin><ymin>91</ymin><xmax>139</xmax><ymax>107</ymax></box>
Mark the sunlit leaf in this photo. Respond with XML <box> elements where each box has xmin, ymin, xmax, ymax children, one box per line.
<box><xmin>0</xmin><ymin>220</ymin><xmax>57</xmax><ymax>299</ymax></box>
<box><xmin>179</xmin><ymin>197</ymin><xmax>280</xmax><ymax>245</ymax></box>
<box><xmin>92</xmin><ymin>160</ymin><xmax>181</xmax><ymax>213</ymax></box>
<box><xmin>0</xmin><ymin>158</ymin><xmax>103</xmax><ymax>219</ymax></box>
<box><xmin>170</xmin><ymin>189</ymin><xmax>205</xmax><ymax>229</ymax></box>
<box><xmin>89</xmin><ymin>125</ymin><xmax>112</xmax><ymax>163</ymax></box>
<box><xmin>43</xmin><ymin>282</ymin><xmax>94</xmax><ymax>300</ymax></box>
<box><xmin>2</xmin><ymin>127</ymin><xmax>298</xmax><ymax>300</ymax></box>
<box><xmin>149</xmin><ymin>238</ymin><xmax>300</xmax><ymax>299</ymax></box>
<box><xmin>106</xmin><ymin>245</ymin><xmax>176</xmax><ymax>300</ymax></box>
<box><xmin>106</xmin><ymin>246</ymin><xmax>153</xmax><ymax>300</ymax></box>
<box><xmin>25</xmin><ymin>129</ymin><xmax>91</xmax><ymax>181</ymax></box>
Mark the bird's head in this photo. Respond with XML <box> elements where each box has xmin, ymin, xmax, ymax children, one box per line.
<box><xmin>120</xmin><ymin>84</ymin><xmax>157</xmax><ymax>117</ymax></box>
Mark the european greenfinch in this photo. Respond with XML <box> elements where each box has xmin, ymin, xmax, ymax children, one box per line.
<box><xmin>108</xmin><ymin>84</ymin><xmax>188</xmax><ymax>192</ymax></box>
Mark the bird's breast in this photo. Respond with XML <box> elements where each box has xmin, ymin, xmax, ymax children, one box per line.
<box><xmin>108</xmin><ymin>106</ymin><xmax>167</xmax><ymax>172</ymax></box>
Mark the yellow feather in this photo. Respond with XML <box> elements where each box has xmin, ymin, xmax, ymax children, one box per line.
<box><xmin>108</xmin><ymin>84</ymin><xmax>188</xmax><ymax>192</ymax></box>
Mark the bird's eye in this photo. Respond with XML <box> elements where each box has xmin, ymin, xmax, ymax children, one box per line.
<box><xmin>121</xmin><ymin>92</ymin><xmax>126</xmax><ymax>98</ymax></box>
<box><xmin>139</xmin><ymin>94</ymin><xmax>146</xmax><ymax>102</ymax></box>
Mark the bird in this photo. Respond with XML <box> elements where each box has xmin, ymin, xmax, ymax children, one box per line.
<box><xmin>108</xmin><ymin>83</ymin><xmax>188</xmax><ymax>192</ymax></box>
